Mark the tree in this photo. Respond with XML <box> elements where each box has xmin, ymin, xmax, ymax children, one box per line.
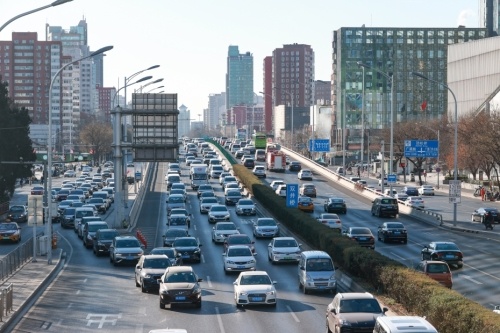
<box><xmin>0</xmin><ymin>79</ymin><xmax>36</xmax><ymax>202</ymax></box>
<box><xmin>79</xmin><ymin>122</ymin><xmax>113</xmax><ymax>164</ymax></box>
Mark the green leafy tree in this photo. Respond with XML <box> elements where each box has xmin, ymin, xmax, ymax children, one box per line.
<box><xmin>0</xmin><ymin>79</ymin><xmax>36</xmax><ymax>202</ymax></box>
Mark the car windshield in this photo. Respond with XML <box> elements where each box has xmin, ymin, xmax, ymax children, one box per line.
<box><xmin>166</xmin><ymin>229</ymin><xmax>187</xmax><ymax>237</ymax></box>
<box><xmin>386</xmin><ymin>223</ymin><xmax>404</xmax><ymax>229</ymax></box>
<box><xmin>217</xmin><ymin>224</ymin><xmax>236</xmax><ymax>230</ymax></box>
<box><xmin>228</xmin><ymin>236</ymin><xmax>251</xmax><ymax>245</ymax></box>
<box><xmin>322</xmin><ymin>214</ymin><xmax>339</xmax><ymax>219</ymax></box>
<box><xmin>339</xmin><ymin>299</ymin><xmax>382</xmax><ymax>313</ymax></box>
<box><xmin>240</xmin><ymin>274</ymin><xmax>271</xmax><ymax>285</ymax></box>
<box><xmin>306</xmin><ymin>258</ymin><xmax>333</xmax><ymax>271</ymax></box>
<box><xmin>211</xmin><ymin>206</ymin><xmax>228</xmax><ymax>212</ymax></box>
<box><xmin>381</xmin><ymin>199</ymin><xmax>396</xmax><ymax>204</ymax></box>
<box><xmin>169</xmin><ymin>196</ymin><xmax>184</xmax><ymax>203</ymax></box>
<box><xmin>258</xmin><ymin>219</ymin><xmax>276</xmax><ymax>227</ymax></box>
<box><xmin>427</xmin><ymin>263</ymin><xmax>450</xmax><ymax>273</ymax></box>
<box><xmin>199</xmin><ymin>185</ymin><xmax>212</xmax><ymax>191</ymax></box>
<box><xmin>238</xmin><ymin>200</ymin><xmax>253</xmax><ymax>206</ymax></box>
<box><xmin>10</xmin><ymin>206</ymin><xmax>25</xmax><ymax>212</ymax></box>
<box><xmin>0</xmin><ymin>224</ymin><xmax>17</xmax><ymax>231</ymax></box>
<box><xmin>116</xmin><ymin>239</ymin><xmax>140</xmax><ymax>248</ymax></box>
<box><xmin>89</xmin><ymin>199</ymin><xmax>103</xmax><ymax>203</ymax></box>
<box><xmin>224</xmin><ymin>177</ymin><xmax>236</xmax><ymax>182</ymax></box>
<box><xmin>227</xmin><ymin>191</ymin><xmax>240</xmax><ymax>197</ymax></box>
<box><xmin>143</xmin><ymin>258</ymin><xmax>171</xmax><ymax>269</ymax></box>
<box><xmin>227</xmin><ymin>247</ymin><xmax>252</xmax><ymax>257</ymax></box>
<box><xmin>170</xmin><ymin>217</ymin><xmax>187</xmax><ymax>226</ymax></box>
<box><xmin>201</xmin><ymin>192</ymin><xmax>215</xmax><ymax>198</ymax></box>
<box><xmin>64</xmin><ymin>208</ymin><xmax>76</xmax><ymax>215</ymax></box>
<box><xmin>435</xmin><ymin>243</ymin><xmax>459</xmax><ymax>251</ymax></box>
<box><xmin>171</xmin><ymin>190</ymin><xmax>184</xmax><ymax>195</ymax></box>
<box><xmin>170</xmin><ymin>209</ymin><xmax>187</xmax><ymax>216</ymax></box>
<box><xmin>174</xmin><ymin>239</ymin><xmax>198</xmax><ymax>247</ymax></box>
<box><xmin>202</xmin><ymin>198</ymin><xmax>217</xmax><ymax>204</ymax></box>
<box><xmin>98</xmin><ymin>232</ymin><xmax>118</xmax><ymax>240</ymax></box>
<box><xmin>88</xmin><ymin>224</ymin><xmax>107</xmax><ymax>232</ymax></box>
<box><xmin>351</xmin><ymin>228</ymin><xmax>371</xmax><ymax>235</ymax></box>
<box><xmin>151</xmin><ymin>248</ymin><xmax>175</xmax><ymax>257</ymax></box>
<box><xmin>165</xmin><ymin>271</ymin><xmax>196</xmax><ymax>283</ymax></box>
<box><xmin>274</xmin><ymin>239</ymin><xmax>298</xmax><ymax>247</ymax></box>
<box><xmin>76</xmin><ymin>211</ymin><xmax>94</xmax><ymax>218</ymax></box>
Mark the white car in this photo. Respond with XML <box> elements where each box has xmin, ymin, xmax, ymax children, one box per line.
<box><xmin>405</xmin><ymin>196</ymin><xmax>425</xmax><ymax>209</ymax></box>
<box><xmin>418</xmin><ymin>185</ymin><xmax>435</xmax><ymax>196</ymax></box>
<box><xmin>270</xmin><ymin>180</ymin><xmax>286</xmax><ymax>191</ymax></box>
<box><xmin>383</xmin><ymin>189</ymin><xmax>398</xmax><ymax>197</ymax></box>
<box><xmin>275</xmin><ymin>184</ymin><xmax>287</xmax><ymax>197</ymax></box>
<box><xmin>298</xmin><ymin>169</ymin><xmax>313</xmax><ymax>180</ymax></box>
<box><xmin>267</xmin><ymin>237</ymin><xmax>301</xmax><ymax>263</ymax></box>
<box><xmin>394</xmin><ymin>192</ymin><xmax>409</xmax><ymax>201</ymax></box>
<box><xmin>211</xmin><ymin>222</ymin><xmax>240</xmax><ymax>243</ymax></box>
<box><xmin>235</xmin><ymin>199</ymin><xmax>257</xmax><ymax>216</ymax></box>
<box><xmin>378</xmin><ymin>177</ymin><xmax>388</xmax><ymax>186</ymax></box>
<box><xmin>64</xmin><ymin>170</ymin><xmax>76</xmax><ymax>177</ymax></box>
<box><xmin>208</xmin><ymin>205</ymin><xmax>231</xmax><ymax>223</ymax></box>
<box><xmin>316</xmin><ymin>213</ymin><xmax>342</xmax><ymax>230</ymax></box>
<box><xmin>233</xmin><ymin>271</ymin><xmax>277</xmax><ymax>307</ymax></box>
<box><xmin>199</xmin><ymin>197</ymin><xmax>219</xmax><ymax>214</ymax></box>
<box><xmin>223</xmin><ymin>245</ymin><xmax>256</xmax><ymax>273</ymax></box>
<box><xmin>252</xmin><ymin>165</ymin><xmax>266</xmax><ymax>178</ymax></box>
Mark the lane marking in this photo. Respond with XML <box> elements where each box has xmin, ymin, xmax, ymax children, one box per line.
<box><xmin>83</xmin><ymin>278</ymin><xmax>87</xmax><ymax>283</ymax></box>
<box><xmin>201</xmin><ymin>254</ymin><xmax>206</xmax><ymax>264</ymax></box>
<box><xmin>206</xmin><ymin>275</ymin><xmax>212</xmax><ymax>288</ymax></box>
<box><xmin>215</xmin><ymin>307</ymin><xmax>226</xmax><ymax>333</ymax></box>
<box><xmin>76</xmin><ymin>290</ymin><xmax>81</xmax><ymax>295</ymax></box>
<box><xmin>461</xmin><ymin>274</ymin><xmax>482</xmax><ymax>285</ymax></box>
<box><xmin>390</xmin><ymin>252</ymin><xmax>406</xmax><ymax>261</ymax></box>
<box><xmin>286</xmin><ymin>305</ymin><xmax>300</xmax><ymax>323</ymax></box>
<box><xmin>67</xmin><ymin>303</ymin><xmax>73</xmax><ymax>309</ymax></box>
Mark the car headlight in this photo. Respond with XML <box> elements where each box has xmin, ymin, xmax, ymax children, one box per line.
<box><xmin>87</xmin><ymin>234</ymin><xmax>93</xmax><ymax>240</ymax></box>
<box><xmin>227</xmin><ymin>260</ymin><xmax>235</xmax><ymax>264</ymax></box>
<box><xmin>194</xmin><ymin>249</ymin><xmax>201</xmax><ymax>253</ymax></box>
<box><xmin>266</xmin><ymin>290</ymin><xmax>275</xmax><ymax>295</ymax></box>
<box><xmin>115</xmin><ymin>253</ymin><xmax>124</xmax><ymax>257</ymax></box>
<box><xmin>239</xmin><ymin>291</ymin><xmax>248</xmax><ymax>296</ymax></box>
<box><xmin>329</xmin><ymin>274</ymin><xmax>336</xmax><ymax>281</ymax></box>
<box><xmin>250</xmin><ymin>259</ymin><xmax>256</xmax><ymax>264</ymax></box>
<box><xmin>193</xmin><ymin>286</ymin><xmax>201</xmax><ymax>294</ymax></box>
<box><xmin>215</xmin><ymin>233</ymin><xmax>222</xmax><ymax>237</ymax></box>
<box><xmin>142</xmin><ymin>273</ymin><xmax>151</xmax><ymax>278</ymax></box>
<box><xmin>338</xmin><ymin>319</ymin><xmax>352</xmax><ymax>326</ymax></box>
<box><xmin>305</xmin><ymin>274</ymin><xmax>313</xmax><ymax>282</ymax></box>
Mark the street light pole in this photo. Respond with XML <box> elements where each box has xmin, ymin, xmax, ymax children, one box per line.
<box><xmin>358</xmin><ymin>62</ymin><xmax>394</xmax><ymax>193</ymax></box>
<box><xmin>0</xmin><ymin>0</ymin><xmax>73</xmax><ymax>33</ymax></box>
<box><xmin>47</xmin><ymin>45</ymin><xmax>113</xmax><ymax>264</ymax></box>
<box><xmin>146</xmin><ymin>85</ymin><xmax>164</xmax><ymax>93</ymax></box>
<box><xmin>412</xmin><ymin>71</ymin><xmax>458</xmax><ymax>226</ymax></box>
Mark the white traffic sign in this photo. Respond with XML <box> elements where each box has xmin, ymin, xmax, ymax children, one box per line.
<box><xmin>449</xmin><ymin>197</ymin><xmax>461</xmax><ymax>204</ymax></box>
<box><xmin>448</xmin><ymin>180</ymin><xmax>462</xmax><ymax>203</ymax></box>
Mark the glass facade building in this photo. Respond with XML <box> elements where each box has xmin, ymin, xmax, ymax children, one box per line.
<box><xmin>226</xmin><ymin>45</ymin><xmax>253</xmax><ymax>109</ymax></box>
<box><xmin>331</xmin><ymin>26</ymin><xmax>487</xmax><ymax>153</ymax></box>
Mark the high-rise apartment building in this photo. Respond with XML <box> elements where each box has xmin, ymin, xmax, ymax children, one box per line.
<box><xmin>226</xmin><ymin>45</ymin><xmax>253</xmax><ymax>109</ymax></box>
<box><xmin>262</xmin><ymin>44</ymin><xmax>315</xmax><ymax>140</ymax></box>
<box><xmin>178</xmin><ymin>104</ymin><xmax>191</xmax><ymax>138</ymax></box>
<box><xmin>480</xmin><ymin>0</ymin><xmax>500</xmax><ymax>36</ymax></box>
<box><xmin>331</xmin><ymin>26</ymin><xmax>487</xmax><ymax>155</ymax></box>
<box><xmin>96</xmin><ymin>85</ymin><xmax>116</xmax><ymax>123</ymax></box>
<box><xmin>0</xmin><ymin>32</ymin><xmax>62</xmax><ymax>145</ymax></box>
<box><xmin>208</xmin><ymin>92</ymin><xmax>226</xmax><ymax>131</ymax></box>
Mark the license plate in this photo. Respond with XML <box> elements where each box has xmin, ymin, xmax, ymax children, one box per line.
<box><xmin>182</xmin><ymin>255</ymin><xmax>190</xmax><ymax>259</ymax></box>
<box><xmin>317</xmin><ymin>286</ymin><xmax>325</xmax><ymax>289</ymax></box>
<box><xmin>237</xmin><ymin>266</ymin><xmax>245</xmax><ymax>269</ymax></box>
<box><xmin>252</xmin><ymin>297</ymin><xmax>263</xmax><ymax>302</ymax></box>
<box><xmin>359</xmin><ymin>237</ymin><xmax>367</xmax><ymax>241</ymax></box>
<box><xmin>284</xmin><ymin>257</ymin><xmax>292</xmax><ymax>260</ymax></box>
<box><xmin>175</xmin><ymin>296</ymin><xmax>186</xmax><ymax>301</ymax></box>
<box><xmin>394</xmin><ymin>232</ymin><xmax>400</xmax><ymax>235</ymax></box>
<box><xmin>446</xmin><ymin>255</ymin><xmax>454</xmax><ymax>259</ymax></box>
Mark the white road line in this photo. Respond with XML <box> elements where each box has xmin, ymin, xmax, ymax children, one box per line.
<box><xmin>67</xmin><ymin>303</ymin><xmax>73</xmax><ymax>309</ymax></box>
<box><xmin>206</xmin><ymin>275</ymin><xmax>212</xmax><ymax>288</ymax></box>
<box><xmin>201</xmin><ymin>254</ymin><xmax>206</xmax><ymax>264</ymax></box>
<box><xmin>215</xmin><ymin>307</ymin><xmax>226</xmax><ymax>333</ymax></box>
<box><xmin>461</xmin><ymin>274</ymin><xmax>483</xmax><ymax>285</ymax></box>
<box><xmin>57</xmin><ymin>318</ymin><xmax>62</xmax><ymax>326</ymax></box>
<box><xmin>83</xmin><ymin>278</ymin><xmax>87</xmax><ymax>283</ymax></box>
<box><xmin>76</xmin><ymin>290</ymin><xmax>81</xmax><ymax>295</ymax></box>
<box><xmin>194</xmin><ymin>225</ymin><xmax>198</xmax><ymax>231</ymax></box>
<box><xmin>286</xmin><ymin>305</ymin><xmax>300</xmax><ymax>323</ymax></box>
<box><xmin>390</xmin><ymin>252</ymin><xmax>406</xmax><ymax>261</ymax></box>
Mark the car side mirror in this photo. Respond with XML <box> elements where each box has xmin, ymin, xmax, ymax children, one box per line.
<box><xmin>157</xmin><ymin>279</ymin><xmax>162</xmax><ymax>284</ymax></box>
<box><xmin>382</xmin><ymin>307</ymin><xmax>388</xmax><ymax>313</ymax></box>
<box><xmin>136</xmin><ymin>265</ymin><xmax>141</xmax><ymax>270</ymax></box>
<box><xmin>299</xmin><ymin>266</ymin><xmax>305</xmax><ymax>270</ymax></box>
<box><xmin>331</xmin><ymin>308</ymin><xmax>337</xmax><ymax>314</ymax></box>
<box><xmin>233</xmin><ymin>281</ymin><xmax>238</xmax><ymax>286</ymax></box>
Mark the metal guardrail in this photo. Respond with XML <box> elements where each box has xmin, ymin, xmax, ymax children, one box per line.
<box><xmin>0</xmin><ymin>238</ymin><xmax>34</xmax><ymax>281</ymax></box>
<box><xmin>0</xmin><ymin>283</ymin><xmax>13</xmax><ymax>321</ymax></box>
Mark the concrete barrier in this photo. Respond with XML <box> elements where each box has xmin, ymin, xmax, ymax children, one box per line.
<box><xmin>282</xmin><ymin>148</ymin><xmax>443</xmax><ymax>225</ymax></box>
<box><xmin>127</xmin><ymin>162</ymin><xmax>150</xmax><ymax>231</ymax></box>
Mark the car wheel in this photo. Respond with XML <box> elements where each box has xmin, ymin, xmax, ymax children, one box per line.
<box><xmin>326</xmin><ymin>322</ymin><xmax>333</xmax><ymax>333</ymax></box>
<box><xmin>377</xmin><ymin>233</ymin><xmax>381</xmax><ymax>241</ymax></box>
<box><xmin>141</xmin><ymin>282</ymin><xmax>147</xmax><ymax>293</ymax></box>
<box><xmin>135</xmin><ymin>277</ymin><xmax>140</xmax><ymax>287</ymax></box>
<box><xmin>403</xmin><ymin>238</ymin><xmax>407</xmax><ymax>244</ymax></box>
<box><xmin>159</xmin><ymin>300</ymin><xmax>165</xmax><ymax>309</ymax></box>
<box><xmin>303</xmin><ymin>285</ymin><xmax>308</xmax><ymax>294</ymax></box>
<box><xmin>457</xmin><ymin>263</ymin><xmax>463</xmax><ymax>268</ymax></box>
<box><xmin>471</xmin><ymin>215</ymin><xmax>476</xmax><ymax>222</ymax></box>
<box><xmin>212</xmin><ymin>235</ymin><xmax>215</xmax><ymax>242</ymax></box>
<box><xmin>195</xmin><ymin>300</ymin><xmax>202</xmax><ymax>308</ymax></box>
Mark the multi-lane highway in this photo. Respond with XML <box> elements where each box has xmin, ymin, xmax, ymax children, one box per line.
<box><xmin>8</xmin><ymin>146</ymin><xmax>500</xmax><ymax>332</ymax></box>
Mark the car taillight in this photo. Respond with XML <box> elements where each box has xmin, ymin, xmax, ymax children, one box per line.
<box><xmin>321</xmin><ymin>220</ymin><xmax>327</xmax><ymax>224</ymax></box>
<box><xmin>436</xmin><ymin>252</ymin><xmax>444</xmax><ymax>258</ymax></box>
<box><xmin>457</xmin><ymin>252</ymin><xmax>463</xmax><ymax>259</ymax></box>
<box><xmin>336</xmin><ymin>220</ymin><xmax>341</xmax><ymax>224</ymax></box>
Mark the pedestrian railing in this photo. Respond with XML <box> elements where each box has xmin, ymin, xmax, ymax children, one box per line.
<box><xmin>0</xmin><ymin>283</ymin><xmax>13</xmax><ymax>321</ymax></box>
<box><xmin>0</xmin><ymin>238</ymin><xmax>34</xmax><ymax>281</ymax></box>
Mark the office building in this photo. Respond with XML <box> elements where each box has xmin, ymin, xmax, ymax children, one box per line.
<box><xmin>0</xmin><ymin>32</ymin><xmax>62</xmax><ymax>145</ymax></box>
<box><xmin>178</xmin><ymin>104</ymin><xmax>191</xmax><ymax>138</ymax></box>
<box><xmin>263</xmin><ymin>44</ymin><xmax>315</xmax><ymax>140</ymax></box>
<box><xmin>331</xmin><ymin>26</ymin><xmax>487</xmax><ymax>155</ymax></box>
<box><xmin>480</xmin><ymin>0</ymin><xmax>500</xmax><ymax>36</ymax></box>
<box><xmin>208</xmin><ymin>92</ymin><xmax>226</xmax><ymax>131</ymax></box>
<box><xmin>226</xmin><ymin>45</ymin><xmax>253</xmax><ymax>109</ymax></box>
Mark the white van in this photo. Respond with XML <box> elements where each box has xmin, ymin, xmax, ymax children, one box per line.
<box><xmin>373</xmin><ymin>316</ymin><xmax>438</xmax><ymax>333</ymax></box>
<box><xmin>298</xmin><ymin>251</ymin><xmax>336</xmax><ymax>294</ymax></box>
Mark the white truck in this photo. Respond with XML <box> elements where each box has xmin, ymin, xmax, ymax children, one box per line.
<box><xmin>190</xmin><ymin>164</ymin><xmax>208</xmax><ymax>190</ymax></box>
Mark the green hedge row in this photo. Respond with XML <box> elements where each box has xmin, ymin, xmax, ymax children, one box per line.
<box><xmin>208</xmin><ymin>140</ymin><xmax>500</xmax><ymax>332</ymax></box>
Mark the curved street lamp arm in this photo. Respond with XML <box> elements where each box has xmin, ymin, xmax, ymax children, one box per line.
<box><xmin>125</xmin><ymin>65</ymin><xmax>160</xmax><ymax>85</ymax></box>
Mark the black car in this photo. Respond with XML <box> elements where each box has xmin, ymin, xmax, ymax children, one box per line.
<box><xmin>404</xmin><ymin>186</ymin><xmax>419</xmax><ymax>196</ymax></box>
<box><xmin>343</xmin><ymin>227</ymin><xmax>375</xmax><ymax>249</ymax></box>
<box><xmin>159</xmin><ymin>266</ymin><xmax>202</xmax><ymax>309</ymax></box>
<box><xmin>288</xmin><ymin>161</ymin><xmax>302</xmax><ymax>172</ymax></box>
<box><xmin>471</xmin><ymin>207</ymin><xmax>500</xmax><ymax>223</ymax></box>
<box><xmin>93</xmin><ymin>229</ymin><xmax>120</xmax><ymax>256</ymax></box>
<box><xmin>172</xmin><ymin>237</ymin><xmax>202</xmax><ymax>263</ymax></box>
<box><xmin>421</xmin><ymin>241</ymin><xmax>463</xmax><ymax>268</ymax></box>
<box><xmin>7</xmin><ymin>205</ymin><xmax>28</xmax><ymax>223</ymax></box>
<box><xmin>243</xmin><ymin>158</ymin><xmax>255</xmax><ymax>169</ymax></box>
<box><xmin>371</xmin><ymin>197</ymin><xmax>399</xmax><ymax>217</ymax></box>
<box><xmin>324</xmin><ymin>197</ymin><xmax>347</xmax><ymax>214</ymax></box>
<box><xmin>377</xmin><ymin>222</ymin><xmax>407</xmax><ymax>243</ymax></box>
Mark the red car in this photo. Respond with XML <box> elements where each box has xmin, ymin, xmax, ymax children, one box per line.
<box><xmin>30</xmin><ymin>186</ymin><xmax>44</xmax><ymax>195</ymax></box>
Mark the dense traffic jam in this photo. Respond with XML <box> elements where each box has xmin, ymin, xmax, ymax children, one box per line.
<box><xmin>24</xmin><ymin>136</ymin><xmax>457</xmax><ymax>332</ymax></box>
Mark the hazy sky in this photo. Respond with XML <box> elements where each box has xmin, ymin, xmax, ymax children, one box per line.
<box><xmin>2</xmin><ymin>0</ymin><xmax>479</xmax><ymax>116</ymax></box>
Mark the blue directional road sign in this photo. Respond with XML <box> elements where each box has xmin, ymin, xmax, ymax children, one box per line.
<box><xmin>309</xmin><ymin>139</ymin><xmax>330</xmax><ymax>152</ymax></box>
<box><xmin>404</xmin><ymin>140</ymin><xmax>439</xmax><ymax>158</ymax></box>
<box><xmin>286</xmin><ymin>184</ymin><xmax>299</xmax><ymax>208</ymax></box>
<box><xmin>387</xmin><ymin>174</ymin><xmax>397</xmax><ymax>183</ymax></box>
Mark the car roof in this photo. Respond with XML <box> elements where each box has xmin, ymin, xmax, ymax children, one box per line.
<box><xmin>238</xmin><ymin>270</ymin><xmax>269</xmax><ymax>276</ymax></box>
<box><xmin>142</xmin><ymin>254</ymin><xmax>169</xmax><ymax>259</ymax></box>
<box><xmin>336</xmin><ymin>292</ymin><xmax>375</xmax><ymax>300</ymax></box>
<box><xmin>165</xmin><ymin>266</ymin><xmax>194</xmax><ymax>273</ymax></box>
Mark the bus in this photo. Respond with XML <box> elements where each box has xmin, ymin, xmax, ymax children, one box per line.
<box><xmin>252</xmin><ymin>132</ymin><xmax>267</xmax><ymax>149</ymax></box>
